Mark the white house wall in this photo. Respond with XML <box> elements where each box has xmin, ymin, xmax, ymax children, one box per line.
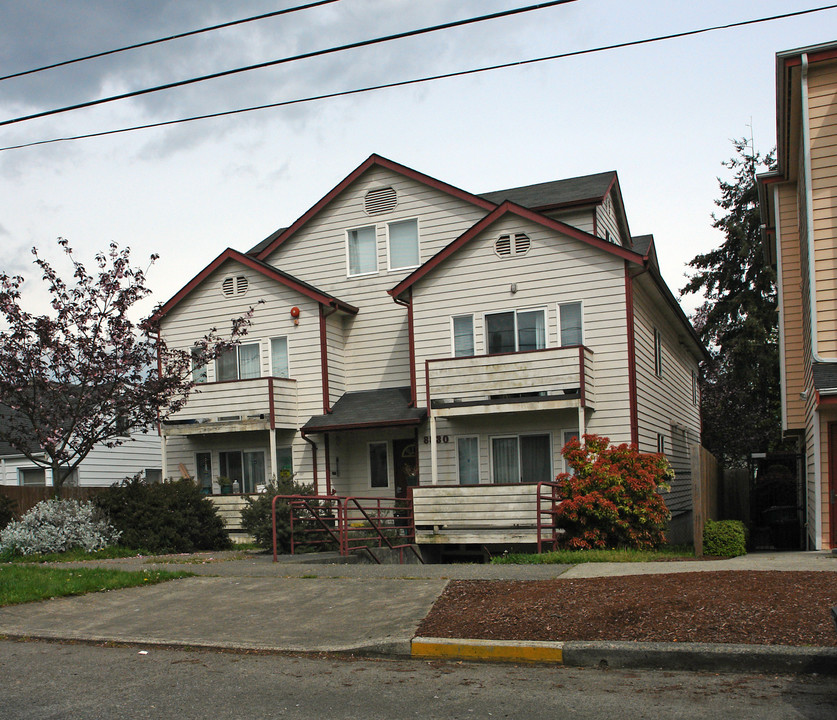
<box><xmin>261</xmin><ymin>165</ymin><xmax>489</xmax><ymax>392</ymax></box>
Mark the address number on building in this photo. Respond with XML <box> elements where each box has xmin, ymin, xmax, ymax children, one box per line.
<box><xmin>423</xmin><ymin>435</ymin><xmax>449</xmax><ymax>444</ymax></box>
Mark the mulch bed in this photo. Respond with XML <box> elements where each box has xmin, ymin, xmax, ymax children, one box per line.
<box><xmin>416</xmin><ymin>571</ymin><xmax>837</xmax><ymax>647</ymax></box>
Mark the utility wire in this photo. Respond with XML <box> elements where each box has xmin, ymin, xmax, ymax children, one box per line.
<box><xmin>2</xmin><ymin>3</ymin><xmax>835</xmax><ymax>153</ymax></box>
<box><xmin>0</xmin><ymin>1</ymin><xmax>578</xmax><ymax>129</ymax></box>
<box><xmin>0</xmin><ymin>0</ymin><xmax>341</xmax><ymax>82</ymax></box>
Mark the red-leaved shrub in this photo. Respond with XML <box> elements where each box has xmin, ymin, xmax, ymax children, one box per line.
<box><xmin>555</xmin><ymin>434</ymin><xmax>672</xmax><ymax>550</ymax></box>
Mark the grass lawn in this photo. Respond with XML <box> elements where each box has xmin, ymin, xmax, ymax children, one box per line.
<box><xmin>0</xmin><ymin>565</ymin><xmax>194</xmax><ymax>606</ymax></box>
<box><xmin>491</xmin><ymin>546</ymin><xmax>696</xmax><ymax>564</ymax></box>
<box><xmin>0</xmin><ymin>546</ymin><xmax>148</xmax><ymax>564</ymax></box>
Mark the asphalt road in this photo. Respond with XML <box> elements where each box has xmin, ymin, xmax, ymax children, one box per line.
<box><xmin>1</xmin><ymin>640</ymin><xmax>835</xmax><ymax>719</ymax></box>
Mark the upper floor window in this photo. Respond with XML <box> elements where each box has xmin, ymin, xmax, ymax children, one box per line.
<box><xmin>217</xmin><ymin>342</ymin><xmax>260</xmax><ymax>381</ymax></box>
<box><xmin>347</xmin><ymin>226</ymin><xmax>377</xmax><ymax>276</ymax></box>
<box><xmin>653</xmin><ymin>328</ymin><xmax>663</xmax><ymax>377</ymax></box>
<box><xmin>191</xmin><ymin>347</ymin><xmax>208</xmax><ymax>384</ymax></box>
<box><xmin>486</xmin><ymin>308</ymin><xmax>545</xmax><ymax>354</ymax></box>
<box><xmin>559</xmin><ymin>302</ymin><xmax>583</xmax><ymax>346</ymax></box>
<box><xmin>452</xmin><ymin>315</ymin><xmax>474</xmax><ymax>357</ymax></box>
<box><xmin>387</xmin><ymin>219</ymin><xmax>419</xmax><ymax>270</ymax></box>
<box><xmin>271</xmin><ymin>337</ymin><xmax>289</xmax><ymax>379</ymax></box>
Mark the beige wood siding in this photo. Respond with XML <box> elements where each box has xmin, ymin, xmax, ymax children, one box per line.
<box><xmin>410</xmin><ymin>213</ymin><xmax>631</xmax><ymax>443</ymax></box>
<box><xmin>808</xmin><ymin>60</ymin><xmax>837</xmax><ymax>355</ymax></box>
<box><xmin>543</xmin><ymin>208</ymin><xmax>595</xmax><ymax>235</ymax></box>
<box><xmin>632</xmin><ymin>280</ymin><xmax>701</xmax><ymax>514</ymax></box>
<box><xmin>595</xmin><ymin>191</ymin><xmax>623</xmax><ymax>244</ymax></box>
<box><xmin>261</xmin><ymin>166</ymin><xmax>489</xmax><ymax>392</ymax></box>
<box><xmin>777</xmin><ymin>182</ymin><xmax>807</xmax><ymax>429</ymax></box>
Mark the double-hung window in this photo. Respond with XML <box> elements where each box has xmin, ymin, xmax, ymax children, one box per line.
<box><xmin>217</xmin><ymin>342</ymin><xmax>260</xmax><ymax>381</ymax></box>
<box><xmin>558</xmin><ymin>302</ymin><xmax>583</xmax><ymax>346</ymax></box>
<box><xmin>485</xmin><ymin>309</ymin><xmax>546</xmax><ymax>354</ymax></box>
<box><xmin>191</xmin><ymin>347</ymin><xmax>208</xmax><ymax>383</ymax></box>
<box><xmin>270</xmin><ymin>337</ymin><xmax>289</xmax><ymax>378</ymax></box>
<box><xmin>347</xmin><ymin>225</ymin><xmax>377</xmax><ymax>276</ymax></box>
<box><xmin>387</xmin><ymin>219</ymin><xmax>419</xmax><ymax>270</ymax></box>
<box><xmin>456</xmin><ymin>436</ymin><xmax>480</xmax><ymax>485</ymax></box>
<box><xmin>452</xmin><ymin>315</ymin><xmax>475</xmax><ymax>357</ymax></box>
<box><xmin>491</xmin><ymin>434</ymin><xmax>552</xmax><ymax>484</ymax></box>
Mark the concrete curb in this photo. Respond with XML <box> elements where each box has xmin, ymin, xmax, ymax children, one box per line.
<box><xmin>412</xmin><ymin>637</ymin><xmax>837</xmax><ymax>674</ymax></box>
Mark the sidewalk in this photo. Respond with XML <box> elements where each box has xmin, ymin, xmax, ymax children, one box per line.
<box><xmin>1</xmin><ymin>550</ymin><xmax>835</xmax><ymax>673</ymax></box>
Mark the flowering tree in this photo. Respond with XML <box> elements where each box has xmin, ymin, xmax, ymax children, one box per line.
<box><xmin>0</xmin><ymin>239</ymin><xmax>253</xmax><ymax>496</ymax></box>
<box><xmin>555</xmin><ymin>435</ymin><xmax>672</xmax><ymax>550</ymax></box>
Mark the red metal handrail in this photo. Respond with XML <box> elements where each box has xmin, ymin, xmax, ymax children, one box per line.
<box><xmin>536</xmin><ymin>481</ymin><xmax>563</xmax><ymax>553</ymax></box>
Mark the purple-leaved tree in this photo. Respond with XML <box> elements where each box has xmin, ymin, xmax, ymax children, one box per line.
<box><xmin>0</xmin><ymin>239</ymin><xmax>254</xmax><ymax>496</ymax></box>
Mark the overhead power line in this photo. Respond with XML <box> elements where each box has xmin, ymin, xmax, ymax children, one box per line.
<box><xmin>0</xmin><ymin>0</ymin><xmax>341</xmax><ymax>83</ymax></box>
<box><xmin>2</xmin><ymin>3</ymin><xmax>836</xmax><ymax>153</ymax></box>
<box><xmin>0</xmin><ymin>1</ymin><xmax>578</xmax><ymax>129</ymax></box>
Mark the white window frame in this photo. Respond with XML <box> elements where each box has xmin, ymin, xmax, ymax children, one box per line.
<box><xmin>653</xmin><ymin>328</ymin><xmax>663</xmax><ymax>377</ymax></box>
<box><xmin>483</xmin><ymin>306</ymin><xmax>548</xmax><ymax>355</ymax></box>
<box><xmin>270</xmin><ymin>336</ymin><xmax>290</xmax><ymax>379</ymax></box>
<box><xmin>557</xmin><ymin>301</ymin><xmax>584</xmax><ymax>347</ymax></box>
<box><xmin>656</xmin><ymin>433</ymin><xmax>666</xmax><ymax>454</ymax></box>
<box><xmin>216</xmin><ymin>341</ymin><xmax>261</xmax><ymax>382</ymax></box>
<box><xmin>191</xmin><ymin>347</ymin><xmax>208</xmax><ymax>384</ymax></box>
<box><xmin>346</xmin><ymin>225</ymin><xmax>378</xmax><ymax>277</ymax></box>
<box><xmin>489</xmin><ymin>432</ymin><xmax>553</xmax><ymax>484</ymax></box>
<box><xmin>218</xmin><ymin>447</ymin><xmax>267</xmax><ymax>494</ymax></box>
<box><xmin>561</xmin><ymin>429</ymin><xmax>579</xmax><ymax>473</ymax></box>
<box><xmin>367</xmin><ymin>441</ymin><xmax>390</xmax><ymax>489</ymax></box>
<box><xmin>456</xmin><ymin>435</ymin><xmax>480</xmax><ymax>485</ymax></box>
<box><xmin>386</xmin><ymin>217</ymin><xmax>420</xmax><ymax>271</ymax></box>
<box><xmin>450</xmin><ymin>314</ymin><xmax>475</xmax><ymax>357</ymax></box>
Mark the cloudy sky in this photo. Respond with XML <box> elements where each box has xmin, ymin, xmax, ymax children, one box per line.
<box><xmin>1</xmin><ymin>0</ymin><xmax>834</xmax><ymax>319</ymax></box>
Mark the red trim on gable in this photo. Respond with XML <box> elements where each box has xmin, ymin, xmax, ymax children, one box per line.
<box><xmin>784</xmin><ymin>47</ymin><xmax>837</xmax><ymax>67</ymax></box>
<box><xmin>255</xmin><ymin>154</ymin><xmax>496</xmax><ymax>261</ymax></box>
<box><xmin>389</xmin><ymin>201</ymin><xmax>644</xmax><ymax>298</ymax></box>
<box><xmin>150</xmin><ymin>248</ymin><xmax>357</xmax><ymax>323</ymax></box>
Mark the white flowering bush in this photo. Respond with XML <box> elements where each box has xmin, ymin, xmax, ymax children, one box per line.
<box><xmin>0</xmin><ymin>499</ymin><xmax>121</xmax><ymax>556</ymax></box>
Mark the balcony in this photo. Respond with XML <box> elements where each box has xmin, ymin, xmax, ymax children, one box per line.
<box><xmin>426</xmin><ymin>346</ymin><xmax>594</xmax><ymax>417</ymax></box>
<box><xmin>161</xmin><ymin>377</ymin><xmax>298</xmax><ymax>436</ymax></box>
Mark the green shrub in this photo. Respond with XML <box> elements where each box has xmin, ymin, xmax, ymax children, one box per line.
<box><xmin>555</xmin><ymin>435</ymin><xmax>673</xmax><ymax>550</ymax></box>
<box><xmin>96</xmin><ymin>476</ymin><xmax>231</xmax><ymax>553</ymax></box>
<box><xmin>0</xmin><ymin>494</ymin><xmax>17</xmax><ymax>530</ymax></box>
<box><xmin>703</xmin><ymin>519</ymin><xmax>747</xmax><ymax>557</ymax></box>
<box><xmin>240</xmin><ymin>476</ymin><xmax>324</xmax><ymax>552</ymax></box>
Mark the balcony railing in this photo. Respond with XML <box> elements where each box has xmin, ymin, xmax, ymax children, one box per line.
<box><xmin>426</xmin><ymin>345</ymin><xmax>594</xmax><ymax>414</ymax></box>
<box><xmin>162</xmin><ymin>376</ymin><xmax>297</xmax><ymax>435</ymax></box>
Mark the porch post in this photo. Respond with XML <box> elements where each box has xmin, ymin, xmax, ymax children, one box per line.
<box><xmin>161</xmin><ymin>434</ymin><xmax>168</xmax><ymax>480</ymax></box>
<box><xmin>578</xmin><ymin>405</ymin><xmax>586</xmax><ymax>438</ymax></box>
<box><xmin>429</xmin><ymin>411</ymin><xmax>439</xmax><ymax>485</ymax></box>
<box><xmin>269</xmin><ymin>429</ymin><xmax>278</xmax><ymax>483</ymax></box>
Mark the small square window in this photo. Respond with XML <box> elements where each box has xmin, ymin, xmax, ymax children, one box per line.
<box><xmin>388</xmin><ymin>219</ymin><xmax>419</xmax><ymax>270</ymax></box>
<box><xmin>347</xmin><ymin>226</ymin><xmax>377</xmax><ymax>276</ymax></box>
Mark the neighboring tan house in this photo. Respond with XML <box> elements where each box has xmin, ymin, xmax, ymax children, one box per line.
<box><xmin>759</xmin><ymin>41</ymin><xmax>837</xmax><ymax>550</ymax></box>
<box><xmin>152</xmin><ymin>154</ymin><xmax>706</xmax><ymax>549</ymax></box>
<box><xmin>0</xmin><ymin>405</ymin><xmax>162</xmax><ymax>487</ymax></box>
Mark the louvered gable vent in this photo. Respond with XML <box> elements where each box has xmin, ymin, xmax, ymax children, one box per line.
<box><xmin>364</xmin><ymin>187</ymin><xmax>397</xmax><ymax>215</ymax></box>
<box><xmin>221</xmin><ymin>275</ymin><xmax>248</xmax><ymax>297</ymax></box>
<box><xmin>494</xmin><ymin>233</ymin><xmax>530</xmax><ymax>257</ymax></box>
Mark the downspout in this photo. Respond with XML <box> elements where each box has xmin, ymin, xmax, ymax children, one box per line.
<box><xmin>801</xmin><ymin>52</ymin><xmax>826</xmax><ymax>549</ymax></box>
<box><xmin>319</xmin><ymin>304</ymin><xmax>338</xmax><ymax>414</ymax></box>
<box><xmin>301</xmin><ymin>430</ymin><xmax>319</xmax><ymax>495</ymax></box>
<box><xmin>393</xmin><ymin>288</ymin><xmax>417</xmax><ymax>407</ymax></box>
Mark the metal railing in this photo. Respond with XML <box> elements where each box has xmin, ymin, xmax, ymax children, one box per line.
<box><xmin>271</xmin><ymin>494</ymin><xmax>423</xmax><ymax>564</ymax></box>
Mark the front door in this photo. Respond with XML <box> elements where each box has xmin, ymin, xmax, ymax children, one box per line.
<box><xmin>393</xmin><ymin>438</ymin><xmax>418</xmax><ymax>501</ymax></box>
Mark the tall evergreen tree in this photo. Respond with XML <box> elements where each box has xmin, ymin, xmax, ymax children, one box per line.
<box><xmin>682</xmin><ymin>139</ymin><xmax>780</xmax><ymax>467</ymax></box>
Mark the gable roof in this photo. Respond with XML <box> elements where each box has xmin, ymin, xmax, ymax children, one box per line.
<box><xmin>389</xmin><ymin>200</ymin><xmax>644</xmax><ymax>298</ymax></box>
<box><xmin>478</xmin><ymin>171</ymin><xmax>617</xmax><ymax>210</ymax></box>
<box><xmin>302</xmin><ymin>387</ymin><xmax>426</xmax><ymax>433</ymax></box>
<box><xmin>254</xmin><ymin>154</ymin><xmax>497</xmax><ymax>260</ymax></box>
<box><xmin>151</xmin><ymin>248</ymin><xmax>357</xmax><ymax>324</ymax></box>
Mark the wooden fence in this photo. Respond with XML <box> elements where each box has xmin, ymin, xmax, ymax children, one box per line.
<box><xmin>0</xmin><ymin>486</ymin><xmax>111</xmax><ymax>517</ymax></box>
<box><xmin>690</xmin><ymin>443</ymin><xmax>719</xmax><ymax>556</ymax></box>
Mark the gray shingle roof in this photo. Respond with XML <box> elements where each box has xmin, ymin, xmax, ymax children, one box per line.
<box><xmin>302</xmin><ymin>387</ymin><xmax>426</xmax><ymax>432</ymax></box>
<box><xmin>813</xmin><ymin>364</ymin><xmax>837</xmax><ymax>392</ymax></box>
<box><xmin>478</xmin><ymin>171</ymin><xmax>616</xmax><ymax>209</ymax></box>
